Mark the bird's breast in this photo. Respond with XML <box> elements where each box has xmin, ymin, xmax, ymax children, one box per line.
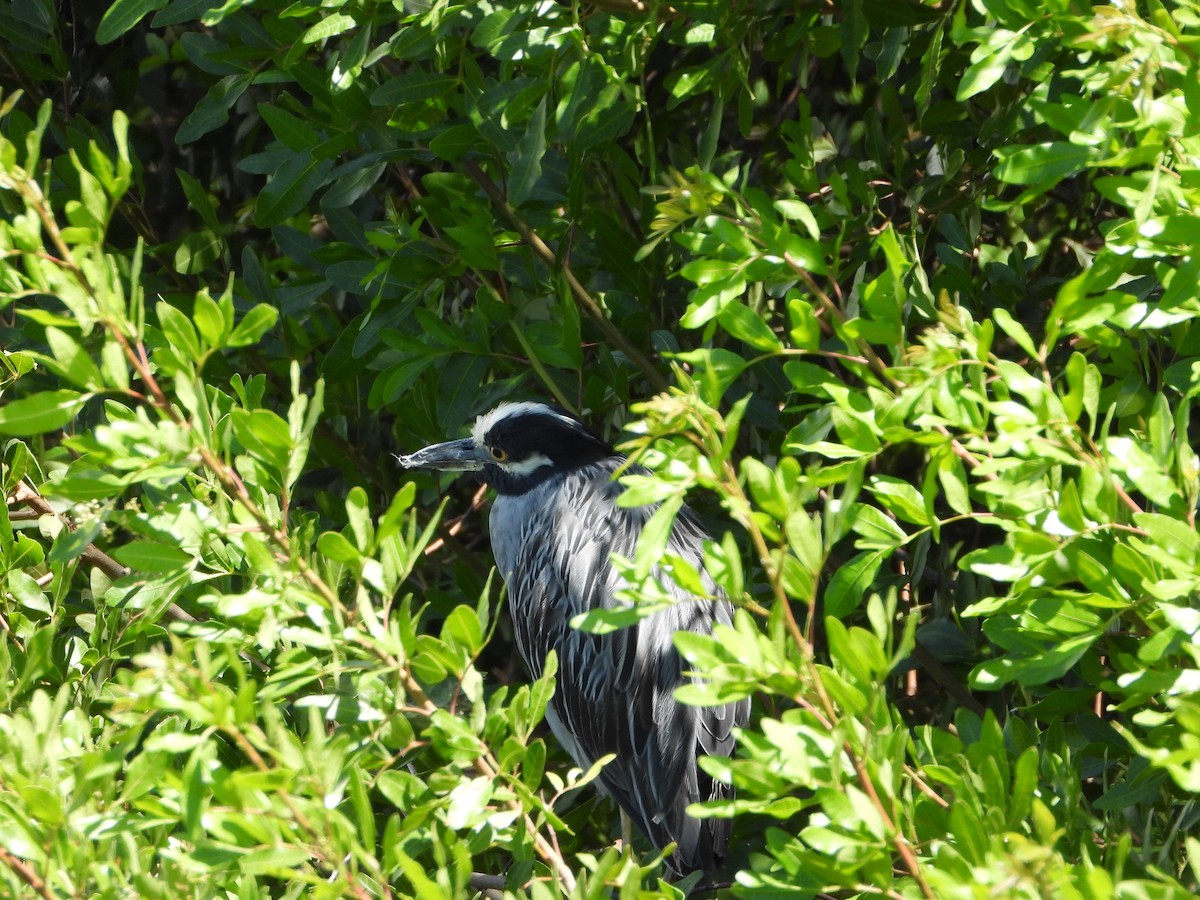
<box><xmin>487</xmin><ymin>468</ymin><xmax>629</xmax><ymax>664</ymax></box>
<box><xmin>488</xmin><ymin>490</ymin><xmax>538</xmax><ymax>585</ymax></box>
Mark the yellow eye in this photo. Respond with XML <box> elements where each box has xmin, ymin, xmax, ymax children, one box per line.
<box><xmin>488</xmin><ymin>446</ymin><xmax>508</xmax><ymax>462</ymax></box>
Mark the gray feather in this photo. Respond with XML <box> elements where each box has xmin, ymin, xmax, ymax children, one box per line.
<box><xmin>490</xmin><ymin>457</ymin><xmax>748</xmax><ymax>872</ymax></box>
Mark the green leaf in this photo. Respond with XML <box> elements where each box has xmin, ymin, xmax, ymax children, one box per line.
<box><xmin>663</xmin><ymin>66</ymin><xmax>713</xmax><ymax>106</ymax></box>
<box><xmin>571</xmin><ymin>599</ymin><xmax>671</xmax><ymax>635</ymax></box>
<box><xmin>957</xmin><ymin>39</ymin><xmax>1014</xmax><ymax>101</ymax></box>
<box><xmin>785</xmin><ymin>509</ymin><xmax>823</xmax><ymax>583</ymax></box>
<box><xmin>1133</xmin><ymin>512</ymin><xmax>1200</xmax><ymax>564</ymax></box>
<box><xmin>525</xmin><ymin>651</ymin><xmax>557</xmax><ymax>733</ymax></box>
<box><xmin>971</xmin><ymin>632</ymin><xmax>1095</xmax><ymax>689</ymax></box>
<box><xmin>317</xmin><ymin>531</ymin><xmax>361</xmax><ymax>565</ymax></box>
<box><xmin>444</xmin><ymin>776</ymin><xmax>493</xmax><ymax>831</ymax></box>
<box><xmin>960</xmin><ymin>542</ymin><xmax>1030</xmax><ymax>584</ymax></box>
<box><xmin>253</xmin><ymin>150</ymin><xmax>335</xmax><ymax>227</ymax></box>
<box><xmin>231</xmin><ymin>408</ymin><xmax>291</xmax><ymax>474</ymax></box>
<box><xmin>718</xmin><ymin>301</ymin><xmax>784</xmax><ymax>352</ymax></box>
<box><xmin>112</xmin><ymin>540</ymin><xmax>195</xmax><ymax>573</ymax></box>
<box><xmin>741</xmin><ymin>456</ymin><xmax>787</xmax><ymax>521</ymax></box>
<box><xmin>176</xmin><ymin>168</ymin><xmax>222</xmax><ymax>231</ymax></box>
<box><xmin>157</xmin><ymin>301</ymin><xmax>202</xmax><ymax>358</ymax></box>
<box><xmin>9</xmin><ymin>528</ymin><xmax>44</xmax><ymax>569</ymax></box>
<box><xmin>429</xmin><ymin>123</ymin><xmax>479</xmax><ymax>162</ymax></box>
<box><xmin>425</xmin><ymin>709</ymin><xmax>483</xmax><ymax>763</ymax></box>
<box><xmin>97</xmin><ymin>0</ymin><xmax>168</xmax><ymax>43</ymax></box>
<box><xmin>867</xmin><ymin>476</ymin><xmax>929</xmax><ymax>526</ymax></box>
<box><xmin>300</xmin><ymin>12</ymin><xmax>355</xmax><ymax>44</ymax></box>
<box><xmin>1094</xmin><ymin>767</ymin><xmax>1169</xmax><ymax>812</ymax></box>
<box><xmin>176</xmin><ymin>73</ymin><xmax>252</xmax><ymax>144</ymax></box>
<box><xmin>192</xmin><ymin>289</ymin><xmax>228</xmax><ymax>349</ymax></box>
<box><xmin>849</xmin><ymin>504</ymin><xmax>906</xmax><ymax>548</ymax></box>
<box><xmin>994</xmin><ymin>142</ymin><xmax>1097</xmax><ymax>186</ymax></box>
<box><xmin>13</xmin><ymin>626</ymin><xmax>55</xmax><ymax>698</ymax></box>
<box><xmin>992</xmin><ymin>308</ymin><xmax>1040</xmax><ymax>359</ymax></box>
<box><xmin>508</xmin><ymin>96</ymin><xmax>546</xmax><ymax>207</ymax></box>
<box><xmin>371</xmin><ymin>73</ymin><xmax>460</xmax><ymax>106</ymax></box>
<box><xmin>617</xmin><ymin>474</ymin><xmax>681</xmax><ymax>506</ymax></box>
<box><xmin>173</xmin><ymin>230</ymin><xmax>224</xmax><ymax>275</ymax></box>
<box><xmin>936</xmin><ymin>452</ymin><xmax>971</xmax><ymax>516</ymax></box>
<box><xmin>44</xmin><ymin>470</ymin><xmax>127</xmax><ymax>502</ymax></box>
<box><xmin>48</xmin><ymin>518</ymin><xmax>104</xmax><ymax>566</ymax></box>
<box><xmin>44</xmin><ymin>327</ymin><xmax>103</xmax><ymax>388</ymax></box>
<box><xmin>0</xmin><ymin>390</ymin><xmax>89</xmax><ymax>436</ymax></box>
<box><xmin>256</xmin><ymin>103</ymin><xmax>318</xmax><ymax>154</ymax></box>
<box><xmin>322</xmin><ymin>160</ymin><xmax>386</xmax><ymax>209</ymax></box>
<box><xmin>1106</xmin><ymin>437</ymin><xmax>1179</xmax><ymax>509</ymax></box>
<box><xmin>240</xmin><ymin>847</ymin><xmax>312</xmax><ymax>874</ymax></box>
<box><xmin>441</xmin><ymin>606</ymin><xmax>483</xmax><ymax>656</ymax></box>
<box><xmin>824</xmin><ymin>550</ymin><xmax>885</xmax><ymax>620</ymax></box>
<box><xmin>151</xmin><ymin>0</ymin><xmax>218</xmax><ymax>28</ymax></box>
<box><xmin>781</xmin><ymin>234</ymin><xmax>828</xmax><ymax>274</ymax></box>
<box><xmin>7</xmin><ymin>569</ymin><xmax>50</xmax><ymax>614</ymax></box>
<box><xmin>228</xmin><ymin>304</ymin><xmax>279</xmax><ymax>347</ymax></box>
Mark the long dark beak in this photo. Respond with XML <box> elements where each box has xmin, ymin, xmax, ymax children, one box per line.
<box><xmin>396</xmin><ymin>438</ymin><xmax>489</xmax><ymax>472</ymax></box>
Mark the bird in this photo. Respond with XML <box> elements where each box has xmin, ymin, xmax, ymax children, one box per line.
<box><xmin>397</xmin><ymin>401</ymin><xmax>748</xmax><ymax>874</ymax></box>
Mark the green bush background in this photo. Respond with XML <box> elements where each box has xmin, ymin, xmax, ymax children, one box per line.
<box><xmin>3</xmin><ymin>0</ymin><xmax>1200</xmax><ymax>896</ymax></box>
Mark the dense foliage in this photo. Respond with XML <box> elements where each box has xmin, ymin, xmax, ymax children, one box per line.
<box><xmin>3</xmin><ymin>0</ymin><xmax>1200</xmax><ymax>896</ymax></box>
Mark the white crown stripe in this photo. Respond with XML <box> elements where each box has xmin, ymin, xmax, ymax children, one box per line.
<box><xmin>471</xmin><ymin>401</ymin><xmax>561</xmax><ymax>445</ymax></box>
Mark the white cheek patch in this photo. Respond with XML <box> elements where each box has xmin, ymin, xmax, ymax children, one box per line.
<box><xmin>501</xmin><ymin>452</ymin><xmax>554</xmax><ymax>476</ymax></box>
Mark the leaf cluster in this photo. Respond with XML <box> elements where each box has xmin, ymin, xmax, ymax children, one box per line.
<box><xmin>3</xmin><ymin>0</ymin><xmax>1200</xmax><ymax>897</ymax></box>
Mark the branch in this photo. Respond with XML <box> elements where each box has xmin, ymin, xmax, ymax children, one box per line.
<box><xmin>469</xmin><ymin>872</ymin><xmax>506</xmax><ymax>899</ymax></box>
<box><xmin>8</xmin><ymin>480</ymin><xmax>197</xmax><ymax>623</ymax></box>
<box><xmin>587</xmin><ymin>0</ymin><xmax>677</xmax><ymax>15</ymax></box>
<box><xmin>11</xmin><ymin>135</ymin><xmax>571</xmax><ymax>898</ymax></box>
<box><xmin>395</xmin><ymin>669</ymin><xmax>579</xmax><ymax>893</ymax></box>
<box><xmin>463</xmin><ymin>161</ymin><xmax>669</xmax><ymax>393</ymax></box>
<box><xmin>0</xmin><ymin>845</ymin><xmax>53</xmax><ymax>900</ymax></box>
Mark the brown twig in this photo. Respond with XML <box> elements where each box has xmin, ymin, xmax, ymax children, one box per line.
<box><xmin>587</xmin><ymin>0</ymin><xmax>677</xmax><ymax>15</ymax></box>
<box><xmin>8</xmin><ymin>480</ymin><xmax>197</xmax><ymax>622</ymax></box>
<box><xmin>0</xmin><ymin>845</ymin><xmax>54</xmax><ymax>900</ymax></box>
<box><xmin>423</xmin><ymin>484</ymin><xmax>488</xmax><ymax>556</ymax></box>
<box><xmin>8</xmin><ymin>136</ymin><xmax>578</xmax><ymax>899</ymax></box>
<box><xmin>695</xmin><ymin>405</ymin><xmax>935</xmax><ymax>897</ymax></box>
<box><xmin>462</xmin><ymin>161</ymin><xmax>669</xmax><ymax>393</ymax></box>
<box><xmin>395</xmin><ymin>668</ymin><xmax>579</xmax><ymax>892</ymax></box>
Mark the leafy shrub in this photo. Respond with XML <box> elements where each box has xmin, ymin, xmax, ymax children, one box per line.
<box><xmin>2</xmin><ymin>0</ymin><xmax>1200</xmax><ymax>896</ymax></box>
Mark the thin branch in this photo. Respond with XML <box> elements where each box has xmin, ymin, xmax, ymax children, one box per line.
<box><xmin>395</xmin><ymin>668</ymin><xmax>578</xmax><ymax>893</ymax></box>
<box><xmin>848</xmin><ymin>750</ymin><xmax>935</xmax><ymax>899</ymax></box>
<box><xmin>703</xmin><ymin>412</ymin><xmax>935</xmax><ymax>897</ymax></box>
<box><xmin>783</xmin><ymin>253</ymin><xmax>896</xmax><ymax>388</ymax></box>
<box><xmin>904</xmin><ymin>764</ymin><xmax>951</xmax><ymax>809</ymax></box>
<box><xmin>910</xmin><ymin>643</ymin><xmax>987</xmax><ymax>717</ymax></box>
<box><xmin>423</xmin><ymin>484</ymin><xmax>489</xmax><ymax>556</ymax></box>
<box><xmin>469</xmin><ymin>872</ymin><xmax>506</xmax><ymax>899</ymax></box>
<box><xmin>0</xmin><ymin>845</ymin><xmax>54</xmax><ymax>900</ymax></box>
<box><xmin>8</xmin><ymin>480</ymin><xmax>197</xmax><ymax>622</ymax></box>
<box><xmin>587</xmin><ymin>0</ymin><xmax>677</xmax><ymax>15</ymax></box>
<box><xmin>462</xmin><ymin>161</ymin><xmax>669</xmax><ymax>393</ymax></box>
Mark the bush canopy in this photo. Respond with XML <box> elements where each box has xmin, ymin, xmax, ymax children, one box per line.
<box><xmin>2</xmin><ymin>0</ymin><xmax>1200</xmax><ymax>896</ymax></box>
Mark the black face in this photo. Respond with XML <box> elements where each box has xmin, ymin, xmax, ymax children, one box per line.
<box><xmin>480</xmin><ymin>405</ymin><xmax>614</xmax><ymax>495</ymax></box>
<box><xmin>398</xmin><ymin>402</ymin><xmax>617</xmax><ymax>496</ymax></box>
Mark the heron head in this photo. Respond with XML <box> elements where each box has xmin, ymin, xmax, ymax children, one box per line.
<box><xmin>397</xmin><ymin>402</ymin><xmax>613</xmax><ymax>494</ymax></box>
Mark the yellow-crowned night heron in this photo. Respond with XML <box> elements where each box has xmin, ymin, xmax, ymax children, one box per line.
<box><xmin>398</xmin><ymin>402</ymin><xmax>747</xmax><ymax>873</ymax></box>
